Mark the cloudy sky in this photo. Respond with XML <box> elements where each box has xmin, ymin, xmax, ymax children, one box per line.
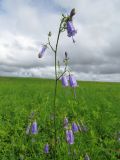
<box><xmin>0</xmin><ymin>0</ymin><xmax>120</xmax><ymax>82</ymax></box>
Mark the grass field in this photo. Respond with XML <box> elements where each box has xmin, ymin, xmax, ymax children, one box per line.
<box><xmin>0</xmin><ymin>77</ymin><xmax>120</xmax><ymax>160</ymax></box>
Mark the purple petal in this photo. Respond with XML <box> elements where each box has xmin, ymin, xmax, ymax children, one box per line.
<box><xmin>67</xmin><ymin>21</ymin><xmax>77</xmax><ymax>37</ymax></box>
<box><xmin>44</xmin><ymin>144</ymin><xmax>49</xmax><ymax>153</ymax></box>
<box><xmin>72</xmin><ymin>122</ymin><xmax>79</xmax><ymax>132</ymax></box>
<box><xmin>38</xmin><ymin>45</ymin><xmax>47</xmax><ymax>58</ymax></box>
<box><xmin>69</xmin><ymin>75</ymin><xmax>78</xmax><ymax>87</ymax></box>
<box><xmin>31</xmin><ymin>121</ymin><xmax>38</xmax><ymax>134</ymax></box>
<box><xmin>66</xmin><ymin>129</ymin><xmax>74</xmax><ymax>145</ymax></box>
<box><xmin>61</xmin><ymin>76</ymin><xmax>69</xmax><ymax>87</ymax></box>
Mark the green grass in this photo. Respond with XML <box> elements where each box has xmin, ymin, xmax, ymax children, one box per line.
<box><xmin>0</xmin><ymin>77</ymin><xmax>120</xmax><ymax>160</ymax></box>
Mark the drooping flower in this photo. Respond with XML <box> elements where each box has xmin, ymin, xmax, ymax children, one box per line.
<box><xmin>67</xmin><ymin>21</ymin><xmax>77</xmax><ymax>42</ymax></box>
<box><xmin>84</xmin><ymin>154</ymin><xmax>90</xmax><ymax>160</ymax></box>
<box><xmin>26</xmin><ymin>123</ymin><xmax>31</xmax><ymax>135</ymax></box>
<box><xmin>61</xmin><ymin>76</ymin><xmax>69</xmax><ymax>87</ymax></box>
<box><xmin>38</xmin><ymin>45</ymin><xmax>47</xmax><ymax>58</ymax></box>
<box><xmin>44</xmin><ymin>143</ymin><xmax>49</xmax><ymax>154</ymax></box>
<box><xmin>66</xmin><ymin>129</ymin><xmax>74</xmax><ymax>144</ymax></box>
<box><xmin>64</xmin><ymin>117</ymin><xmax>69</xmax><ymax>129</ymax></box>
<box><xmin>72</xmin><ymin>122</ymin><xmax>79</xmax><ymax>132</ymax></box>
<box><xmin>69</xmin><ymin>75</ymin><xmax>78</xmax><ymax>87</ymax></box>
<box><xmin>31</xmin><ymin>120</ymin><xmax>38</xmax><ymax>134</ymax></box>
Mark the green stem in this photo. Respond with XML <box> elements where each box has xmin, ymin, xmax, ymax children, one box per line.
<box><xmin>53</xmin><ymin>19</ymin><xmax>63</xmax><ymax>160</ymax></box>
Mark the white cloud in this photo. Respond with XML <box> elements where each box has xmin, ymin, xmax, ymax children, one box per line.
<box><xmin>0</xmin><ymin>0</ymin><xmax>120</xmax><ymax>82</ymax></box>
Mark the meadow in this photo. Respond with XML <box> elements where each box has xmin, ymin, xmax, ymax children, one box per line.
<box><xmin>0</xmin><ymin>77</ymin><xmax>120</xmax><ymax>160</ymax></box>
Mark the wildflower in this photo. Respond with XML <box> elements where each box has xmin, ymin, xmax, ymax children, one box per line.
<box><xmin>26</xmin><ymin>123</ymin><xmax>31</xmax><ymax>135</ymax></box>
<box><xmin>69</xmin><ymin>75</ymin><xmax>78</xmax><ymax>87</ymax></box>
<box><xmin>67</xmin><ymin>21</ymin><xmax>77</xmax><ymax>43</ymax></box>
<box><xmin>31</xmin><ymin>120</ymin><xmax>38</xmax><ymax>134</ymax></box>
<box><xmin>44</xmin><ymin>143</ymin><xmax>49</xmax><ymax>154</ymax></box>
<box><xmin>61</xmin><ymin>76</ymin><xmax>69</xmax><ymax>87</ymax></box>
<box><xmin>66</xmin><ymin>129</ymin><xmax>74</xmax><ymax>144</ymax></box>
<box><xmin>72</xmin><ymin>122</ymin><xmax>79</xmax><ymax>133</ymax></box>
<box><xmin>84</xmin><ymin>153</ymin><xmax>90</xmax><ymax>160</ymax></box>
<box><xmin>64</xmin><ymin>117</ymin><xmax>69</xmax><ymax>129</ymax></box>
<box><xmin>38</xmin><ymin>44</ymin><xmax>47</xmax><ymax>58</ymax></box>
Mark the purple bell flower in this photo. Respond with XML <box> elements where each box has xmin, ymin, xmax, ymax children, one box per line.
<box><xmin>44</xmin><ymin>143</ymin><xmax>49</xmax><ymax>154</ymax></box>
<box><xmin>61</xmin><ymin>76</ymin><xmax>69</xmax><ymax>87</ymax></box>
<box><xmin>38</xmin><ymin>45</ymin><xmax>47</xmax><ymax>58</ymax></box>
<box><xmin>84</xmin><ymin>154</ymin><xmax>90</xmax><ymax>160</ymax></box>
<box><xmin>66</xmin><ymin>129</ymin><xmax>74</xmax><ymax>144</ymax></box>
<box><xmin>69</xmin><ymin>75</ymin><xmax>78</xmax><ymax>87</ymax></box>
<box><xmin>67</xmin><ymin>21</ymin><xmax>77</xmax><ymax>42</ymax></box>
<box><xmin>64</xmin><ymin>117</ymin><xmax>68</xmax><ymax>129</ymax></box>
<box><xmin>31</xmin><ymin>120</ymin><xmax>38</xmax><ymax>134</ymax></box>
<box><xmin>72</xmin><ymin>122</ymin><xmax>79</xmax><ymax>132</ymax></box>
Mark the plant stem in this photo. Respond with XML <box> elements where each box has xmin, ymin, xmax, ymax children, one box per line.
<box><xmin>53</xmin><ymin>19</ymin><xmax>63</xmax><ymax>160</ymax></box>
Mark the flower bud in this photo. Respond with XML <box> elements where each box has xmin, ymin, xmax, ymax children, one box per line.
<box><xmin>70</xmin><ymin>8</ymin><xmax>76</xmax><ymax>20</ymax></box>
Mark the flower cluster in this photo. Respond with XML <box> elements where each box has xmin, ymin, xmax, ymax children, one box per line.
<box><xmin>64</xmin><ymin>117</ymin><xmax>88</xmax><ymax>145</ymax></box>
<box><xmin>26</xmin><ymin>115</ymin><xmax>50</xmax><ymax>154</ymax></box>
<box><xmin>61</xmin><ymin>75</ymin><xmax>78</xmax><ymax>87</ymax></box>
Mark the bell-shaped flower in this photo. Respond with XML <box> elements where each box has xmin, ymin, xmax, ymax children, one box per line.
<box><xmin>38</xmin><ymin>45</ymin><xmax>47</xmax><ymax>58</ymax></box>
<box><xmin>44</xmin><ymin>143</ymin><xmax>49</xmax><ymax>154</ymax></box>
<box><xmin>31</xmin><ymin>120</ymin><xmax>38</xmax><ymax>134</ymax></box>
<box><xmin>72</xmin><ymin>122</ymin><xmax>79</xmax><ymax>133</ymax></box>
<box><xmin>61</xmin><ymin>76</ymin><xmax>69</xmax><ymax>87</ymax></box>
<box><xmin>69</xmin><ymin>75</ymin><xmax>78</xmax><ymax>87</ymax></box>
<box><xmin>67</xmin><ymin>21</ymin><xmax>77</xmax><ymax>42</ymax></box>
<box><xmin>66</xmin><ymin>129</ymin><xmax>74</xmax><ymax>145</ymax></box>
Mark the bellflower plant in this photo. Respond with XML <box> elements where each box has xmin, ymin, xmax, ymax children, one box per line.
<box><xmin>69</xmin><ymin>75</ymin><xmax>78</xmax><ymax>87</ymax></box>
<box><xmin>38</xmin><ymin>8</ymin><xmax>78</xmax><ymax>159</ymax></box>
<box><xmin>67</xmin><ymin>21</ymin><xmax>77</xmax><ymax>43</ymax></box>
<box><xmin>31</xmin><ymin>120</ymin><xmax>38</xmax><ymax>134</ymax></box>
<box><xmin>38</xmin><ymin>44</ymin><xmax>47</xmax><ymax>58</ymax></box>
<box><xmin>72</xmin><ymin>122</ymin><xmax>79</xmax><ymax>133</ymax></box>
<box><xmin>44</xmin><ymin>144</ymin><xmax>49</xmax><ymax>154</ymax></box>
<box><xmin>61</xmin><ymin>76</ymin><xmax>69</xmax><ymax>87</ymax></box>
<box><xmin>66</xmin><ymin>129</ymin><xmax>74</xmax><ymax>145</ymax></box>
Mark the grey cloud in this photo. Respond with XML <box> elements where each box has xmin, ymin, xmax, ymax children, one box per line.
<box><xmin>0</xmin><ymin>0</ymin><xmax>120</xmax><ymax>82</ymax></box>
